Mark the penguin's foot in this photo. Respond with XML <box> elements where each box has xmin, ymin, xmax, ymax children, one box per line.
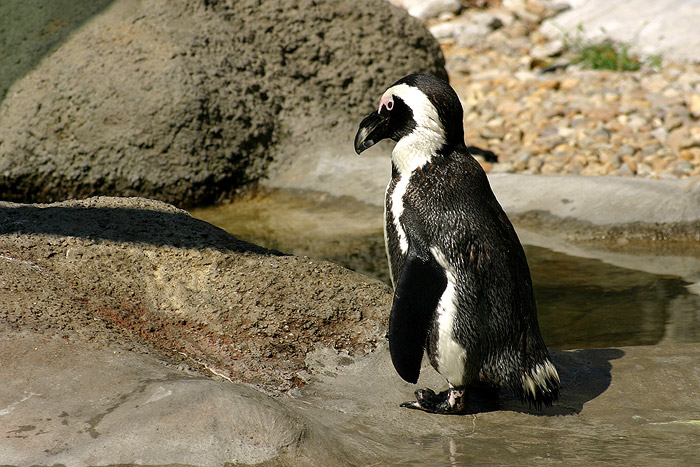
<box><xmin>400</xmin><ymin>386</ymin><xmax>466</xmax><ymax>414</ymax></box>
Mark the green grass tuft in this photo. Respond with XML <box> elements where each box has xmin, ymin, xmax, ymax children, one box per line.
<box><xmin>562</xmin><ymin>25</ymin><xmax>662</xmax><ymax>71</ymax></box>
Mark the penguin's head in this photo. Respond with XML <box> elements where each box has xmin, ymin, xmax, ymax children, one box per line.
<box><xmin>354</xmin><ymin>74</ymin><xmax>464</xmax><ymax>170</ymax></box>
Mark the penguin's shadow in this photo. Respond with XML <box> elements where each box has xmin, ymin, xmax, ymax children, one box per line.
<box><xmin>465</xmin><ymin>348</ymin><xmax>625</xmax><ymax>416</ymax></box>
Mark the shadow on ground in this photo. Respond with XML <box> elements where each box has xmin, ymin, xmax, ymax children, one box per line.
<box><xmin>0</xmin><ymin>0</ymin><xmax>115</xmax><ymax>102</ymax></box>
<box><xmin>396</xmin><ymin>347</ymin><xmax>625</xmax><ymax>417</ymax></box>
<box><xmin>0</xmin><ymin>204</ymin><xmax>278</xmax><ymax>254</ymax></box>
<box><xmin>481</xmin><ymin>348</ymin><xmax>626</xmax><ymax>416</ymax></box>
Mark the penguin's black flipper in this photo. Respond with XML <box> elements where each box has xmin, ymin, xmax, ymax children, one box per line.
<box><xmin>389</xmin><ymin>243</ymin><xmax>447</xmax><ymax>384</ymax></box>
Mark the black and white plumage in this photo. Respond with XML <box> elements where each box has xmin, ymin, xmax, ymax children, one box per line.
<box><xmin>354</xmin><ymin>73</ymin><xmax>559</xmax><ymax>413</ymax></box>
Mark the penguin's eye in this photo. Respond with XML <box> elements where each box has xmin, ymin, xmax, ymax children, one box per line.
<box><xmin>379</xmin><ymin>96</ymin><xmax>394</xmax><ymax>114</ymax></box>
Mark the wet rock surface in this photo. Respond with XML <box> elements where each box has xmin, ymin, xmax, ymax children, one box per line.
<box><xmin>295</xmin><ymin>342</ymin><xmax>700</xmax><ymax>465</ymax></box>
<box><xmin>4</xmin><ymin>331</ymin><xmax>700</xmax><ymax>465</ymax></box>
<box><xmin>0</xmin><ymin>333</ymin><xmax>332</xmax><ymax>466</ymax></box>
<box><xmin>0</xmin><ymin>0</ymin><xmax>445</xmax><ymax>206</ymax></box>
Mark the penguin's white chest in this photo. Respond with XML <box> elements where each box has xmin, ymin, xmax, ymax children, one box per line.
<box><xmin>430</xmin><ymin>247</ymin><xmax>468</xmax><ymax>386</ymax></box>
<box><xmin>389</xmin><ymin>175</ymin><xmax>410</xmax><ymax>255</ymax></box>
<box><xmin>384</xmin><ymin>175</ymin><xmax>409</xmax><ymax>288</ymax></box>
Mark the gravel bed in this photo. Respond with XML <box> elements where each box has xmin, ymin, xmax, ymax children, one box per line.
<box><xmin>406</xmin><ymin>0</ymin><xmax>700</xmax><ymax>179</ymax></box>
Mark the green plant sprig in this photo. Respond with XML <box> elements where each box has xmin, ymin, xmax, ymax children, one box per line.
<box><xmin>561</xmin><ymin>24</ymin><xmax>662</xmax><ymax>71</ymax></box>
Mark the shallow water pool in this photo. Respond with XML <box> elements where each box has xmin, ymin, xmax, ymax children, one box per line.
<box><xmin>191</xmin><ymin>190</ymin><xmax>700</xmax><ymax>349</ymax></box>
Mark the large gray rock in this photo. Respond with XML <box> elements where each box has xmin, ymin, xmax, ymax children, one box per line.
<box><xmin>0</xmin><ymin>196</ymin><xmax>391</xmax><ymax>392</ymax></box>
<box><xmin>0</xmin><ymin>0</ymin><xmax>114</xmax><ymax>103</ymax></box>
<box><xmin>0</xmin><ymin>0</ymin><xmax>446</xmax><ymax>206</ymax></box>
<box><xmin>0</xmin><ymin>333</ymin><xmax>334</xmax><ymax>466</ymax></box>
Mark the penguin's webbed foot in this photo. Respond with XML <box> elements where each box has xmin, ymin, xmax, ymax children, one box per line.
<box><xmin>400</xmin><ymin>386</ymin><xmax>466</xmax><ymax>414</ymax></box>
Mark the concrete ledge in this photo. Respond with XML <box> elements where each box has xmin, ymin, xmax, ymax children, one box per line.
<box><xmin>490</xmin><ymin>174</ymin><xmax>700</xmax><ymax>225</ymax></box>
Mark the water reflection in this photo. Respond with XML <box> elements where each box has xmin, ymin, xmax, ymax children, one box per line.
<box><xmin>526</xmin><ymin>245</ymin><xmax>700</xmax><ymax>349</ymax></box>
<box><xmin>190</xmin><ymin>191</ymin><xmax>700</xmax><ymax>349</ymax></box>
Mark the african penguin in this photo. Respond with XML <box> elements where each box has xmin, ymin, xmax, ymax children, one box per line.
<box><xmin>354</xmin><ymin>73</ymin><xmax>560</xmax><ymax>414</ymax></box>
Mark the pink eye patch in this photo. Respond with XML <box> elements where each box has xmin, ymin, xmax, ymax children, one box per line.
<box><xmin>379</xmin><ymin>95</ymin><xmax>394</xmax><ymax>113</ymax></box>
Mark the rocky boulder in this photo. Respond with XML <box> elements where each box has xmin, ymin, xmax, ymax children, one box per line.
<box><xmin>0</xmin><ymin>333</ymin><xmax>335</xmax><ymax>466</ymax></box>
<box><xmin>0</xmin><ymin>0</ymin><xmax>446</xmax><ymax>206</ymax></box>
<box><xmin>0</xmin><ymin>196</ymin><xmax>392</xmax><ymax>392</ymax></box>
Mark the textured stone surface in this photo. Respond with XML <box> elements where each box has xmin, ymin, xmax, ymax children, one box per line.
<box><xmin>0</xmin><ymin>0</ymin><xmax>446</xmax><ymax>206</ymax></box>
<box><xmin>0</xmin><ymin>197</ymin><xmax>391</xmax><ymax>393</ymax></box>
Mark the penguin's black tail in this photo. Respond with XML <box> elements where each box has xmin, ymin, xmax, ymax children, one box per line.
<box><xmin>518</xmin><ymin>359</ymin><xmax>561</xmax><ymax>409</ymax></box>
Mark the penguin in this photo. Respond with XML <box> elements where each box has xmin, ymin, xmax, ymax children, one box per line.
<box><xmin>354</xmin><ymin>73</ymin><xmax>560</xmax><ymax>414</ymax></box>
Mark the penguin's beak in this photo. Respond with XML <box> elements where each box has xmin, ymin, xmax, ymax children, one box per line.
<box><xmin>354</xmin><ymin>111</ymin><xmax>389</xmax><ymax>154</ymax></box>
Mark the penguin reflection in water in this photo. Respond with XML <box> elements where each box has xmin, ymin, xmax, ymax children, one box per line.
<box><xmin>354</xmin><ymin>74</ymin><xmax>560</xmax><ymax>414</ymax></box>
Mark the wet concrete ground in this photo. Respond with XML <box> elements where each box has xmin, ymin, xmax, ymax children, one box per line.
<box><xmin>4</xmin><ymin>331</ymin><xmax>700</xmax><ymax>465</ymax></box>
<box><xmin>295</xmin><ymin>341</ymin><xmax>700</xmax><ymax>465</ymax></box>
